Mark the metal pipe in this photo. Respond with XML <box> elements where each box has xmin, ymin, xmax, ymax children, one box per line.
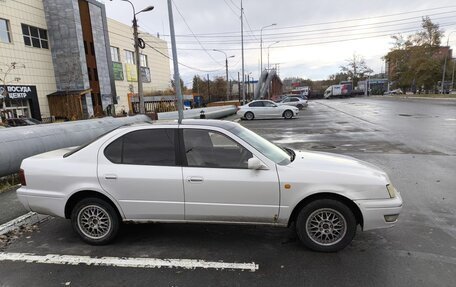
<box><xmin>167</xmin><ymin>0</ymin><xmax>184</xmax><ymax>123</ymax></box>
<box><xmin>0</xmin><ymin>116</ymin><xmax>151</xmax><ymax>177</ymax></box>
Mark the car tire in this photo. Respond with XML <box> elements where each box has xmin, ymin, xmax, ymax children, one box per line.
<box><xmin>297</xmin><ymin>104</ymin><xmax>304</xmax><ymax>110</ymax></box>
<box><xmin>71</xmin><ymin>197</ymin><xmax>120</xmax><ymax>245</ymax></box>
<box><xmin>296</xmin><ymin>199</ymin><xmax>356</xmax><ymax>252</ymax></box>
<box><xmin>283</xmin><ymin>110</ymin><xmax>293</xmax><ymax>119</ymax></box>
<box><xmin>244</xmin><ymin>112</ymin><xmax>255</xmax><ymax>120</ymax></box>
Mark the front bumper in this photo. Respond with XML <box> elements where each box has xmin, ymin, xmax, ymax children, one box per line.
<box><xmin>355</xmin><ymin>191</ymin><xmax>403</xmax><ymax>231</ymax></box>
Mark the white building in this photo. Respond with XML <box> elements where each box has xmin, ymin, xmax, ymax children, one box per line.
<box><xmin>0</xmin><ymin>0</ymin><xmax>170</xmax><ymax>122</ymax></box>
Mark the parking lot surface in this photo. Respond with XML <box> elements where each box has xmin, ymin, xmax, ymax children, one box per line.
<box><xmin>1</xmin><ymin>97</ymin><xmax>455</xmax><ymax>287</ymax></box>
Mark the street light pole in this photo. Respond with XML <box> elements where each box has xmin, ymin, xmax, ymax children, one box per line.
<box><xmin>267</xmin><ymin>41</ymin><xmax>280</xmax><ymax>70</ymax></box>
<box><xmin>260</xmin><ymin>23</ymin><xmax>276</xmax><ymax>72</ymax></box>
<box><xmin>441</xmin><ymin>31</ymin><xmax>455</xmax><ymax>94</ymax></box>
<box><xmin>213</xmin><ymin>49</ymin><xmax>234</xmax><ymax>101</ymax></box>
<box><xmin>117</xmin><ymin>0</ymin><xmax>154</xmax><ymax>114</ymax></box>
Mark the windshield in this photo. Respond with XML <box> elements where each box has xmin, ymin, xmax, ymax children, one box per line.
<box><xmin>230</xmin><ymin>125</ymin><xmax>291</xmax><ymax>165</ymax></box>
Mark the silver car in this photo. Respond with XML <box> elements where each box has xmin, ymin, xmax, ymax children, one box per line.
<box><xmin>277</xmin><ymin>96</ymin><xmax>308</xmax><ymax>110</ymax></box>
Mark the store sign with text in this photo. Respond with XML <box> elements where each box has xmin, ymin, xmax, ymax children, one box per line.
<box><xmin>0</xmin><ymin>85</ymin><xmax>38</xmax><ymax>100</ymax></box>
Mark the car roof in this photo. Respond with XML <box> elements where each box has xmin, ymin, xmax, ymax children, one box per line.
<box><xmin>117</xmin><ymin>119</ymin><xmax>240</xmax><ymax>131</ymax></box>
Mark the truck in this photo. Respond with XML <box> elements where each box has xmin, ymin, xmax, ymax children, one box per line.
<box><xmin>323</xmin><ymin>83</ymin><xmax>351</xmax><ymax>99</ymax></box>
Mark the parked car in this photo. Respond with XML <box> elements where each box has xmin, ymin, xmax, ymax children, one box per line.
<box><xmin>384</xmin><ymin>89</ymin><xmax>403</xmax><ymax>95</ymax></box>
<box><xmin>5</xmin><ymin>118</ymin><xmax>41</xmax><ymax>127</ymax></box>
<box><xmin>276</xmin><ymin>96</ymin><xmax>308</xmax><ymax>110</ymax></box>
<box><xmin>17</xmin><ymin>120</ymin><xmax>402</xmax><ymax>252</ymax></box>
<box><xmin>237</xmin><ymin>100</ymin><xmax>299</xmax><ymax>120</ymax></box>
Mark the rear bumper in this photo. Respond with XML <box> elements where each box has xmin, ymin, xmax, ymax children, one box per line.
<box><xmin>355</xmin><ymin>192</ymin><xmax>403</xmax><ymax>231</ymax></box>
<box><xmin>17</xmin><ymin>187</ymin><xmax>66</xmax><ymax>218</ymax></box>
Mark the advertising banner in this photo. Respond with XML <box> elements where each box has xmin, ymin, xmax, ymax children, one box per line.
<box><xmin>125</xmin><ymin>63</ymin><xmax>137</xmax><ymax>82</ymax></box>
<box><xmin>113</xmin><ymin>62</ymin><xmax>124</xmax><ymax>81</ymax></box>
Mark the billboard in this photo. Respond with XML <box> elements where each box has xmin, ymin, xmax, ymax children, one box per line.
<box><xmin>141</xmin><ymin>67</ymin><xmax>151</xmax><ymax>83</ymax></box>
<box><xmin>112</xmin><ymin>62</ymin><xmax>124</xmax><ymax>81</ymax></box>
<box><xmin>125</xmin><ymin>63</ymin><xmax>137</xmax><ymax>82</ymax></box>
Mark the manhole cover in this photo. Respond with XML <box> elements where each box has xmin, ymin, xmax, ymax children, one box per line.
<box><xmin>398</xmin><ymin>114</ymin><xmax>412</xmax><ymax>117</ymax></box>
<box><xmin>311</xmin><ymin>143</ymin><xmax>337</xmax><ymax>150</ymax></box>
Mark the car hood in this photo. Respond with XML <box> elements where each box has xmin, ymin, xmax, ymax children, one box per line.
<box><xmin>284</xmin><ymin>150</ymin><xmax>390</xmax><ymax>186</ymax></box>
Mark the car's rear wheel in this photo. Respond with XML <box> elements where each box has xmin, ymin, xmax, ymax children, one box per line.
<box><xmin>244</xmin><ymin>112</ymin><xmax>255</xmax><ymax>120</ymax></box>
<box><xmin>71</xmin><ymin>197</ymin><xmax>120</xmax><ymax>245</ymax></box>
<box><xmin>297</xmin><ymin>104</ymin><xmax>304</xmax><ymax>110</ymax></box>
<box><xmin>296</xmin><ymin>199</ymin><xmax>356</xmax><ymax>252</ymax></box>
<box><xmin>283</xmin><ymin>110</ymin><xmax>293</xmax><ymax>119</ymax></box>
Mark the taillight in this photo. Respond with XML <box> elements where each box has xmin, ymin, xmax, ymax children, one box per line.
<box><xmin>19</xmin><ymin>169</ymin><xmax>26</xmax><ymax>186</ymax></box>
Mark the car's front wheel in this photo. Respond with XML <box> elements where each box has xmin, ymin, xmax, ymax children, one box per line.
<box><xmin>296</xmin><ymin>199</ymin><xmax>356</xmax><ymax>252</ymax></box>
<box><xmin>71</xmin><ymin>197</ymin><xmax>120</xmax><ymax>245</ymax></box>
<box><xmin>297</xmin><ymin>104</ymin><xmax>304</xmax><ymax>110</ymax></box>
<box><xmin>283</xmin><ymin>110</ymin><xmax>293</xmax><ymax>119</ymax></box>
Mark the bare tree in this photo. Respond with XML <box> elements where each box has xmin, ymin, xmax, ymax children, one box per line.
<box><xmin>340</xmin><ymin>53</ymin><xmax>373</xmax><ymax>85</ymax></box>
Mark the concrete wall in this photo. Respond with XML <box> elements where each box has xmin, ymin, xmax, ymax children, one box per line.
<box><xmin>0</xmin><ymin>0</ymin><xmax>57</xmax><ymax>117</ymax></box>
<box><xmin>107</xmin><ymin>19</ymin><xmax>171</xmax><ymax>113</ymax></box>
<box><xmin>43</xmin><ymin>0</ymin><xmax>90</xmax><ymax>92</ymax></box>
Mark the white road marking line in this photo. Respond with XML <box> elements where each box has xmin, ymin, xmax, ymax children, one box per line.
<box><xmin>0</xmin><ymin>252</ymin><xmax>259</xmax><ymax>272</ymax></box>
<box><xmin>234</xmin><ymin>118</ymin><xmax>241</xmax><ymax>122</ymax></box>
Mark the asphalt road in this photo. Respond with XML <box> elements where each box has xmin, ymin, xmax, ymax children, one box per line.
<box><xmin>1</xmin><ymin>96</ymin><xmax>455</xmax><ymax>287</ymax></box>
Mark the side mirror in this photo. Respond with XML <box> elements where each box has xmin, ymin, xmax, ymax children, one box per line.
<box><xmin>248</xmin><ymin>157</ymin><xmax>266</xmax><ymax>170</ymax></box>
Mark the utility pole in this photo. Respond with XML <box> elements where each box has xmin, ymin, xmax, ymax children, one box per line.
<box><xmin>207</xmin><ymin>74</ymin><xmax>210</xmax><ymax>103</ymax></box>
<box><xmin>167</xmin><ymin>0</ymin><xmax>183</xmax><ymax>123</ymax></box>
<box><xmin>116</xmin><ymin>0</ymin><xmax>154</xmax><ymax>114</ymax></box>
<box><xmin>451</xmin><ymin>59</ymin><xmax>455</xmax><ymax>91</ymax></box>
<box><xmin>133</xmin><ymin>17</ymin><xmax>145</xmax><ymax>114</ymax></box>
<box><xmin>240</xmin><ymin>0</ymin><xmax>245</xmax><ymax>104</ymax></box>
<box><xmin>213</xmin><ymin>49</ymin><xmax>234</xmax><ymax>102</ymax></box>
<box><xmin>441</xmin><ymin>31</ymin><xmax>455</xmax><ymax>94</ymax></box>
<box><xmin>238</xmin><ymin>72</ymin><xmax>241</xmax><ymax>103</ymax></box>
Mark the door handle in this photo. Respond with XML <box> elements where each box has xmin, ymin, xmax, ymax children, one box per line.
<box><xmin>105</xmin><ymin>174</ymin><xmax>118</xmax><ymax>180</ymax></box>
<box><xmin>187</xmin><ymin>176</ymin><xmax>204</xmax><ymax>183</ymax></box>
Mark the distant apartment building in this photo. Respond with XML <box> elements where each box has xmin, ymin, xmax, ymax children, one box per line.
<box><xmin>0</xmin><ymin>0</ymin><xmax>170</xmax><ymax>122</ymax></box>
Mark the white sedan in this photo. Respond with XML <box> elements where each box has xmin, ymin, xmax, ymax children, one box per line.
<box><xmin>237</xmin><ymin>100</ymin><xmax>299</xmax><ymax>120</ymax></box>
<box><xmin>17</xmin><ymin>120</ymin><xmax>402</xmax><ymax>252</ymax></box>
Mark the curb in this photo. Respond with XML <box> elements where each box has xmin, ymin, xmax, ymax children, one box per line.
<box><xmin>0</xmin><ymin>212</ymin><xmax>49</xmax><ymax>235</ymax></box>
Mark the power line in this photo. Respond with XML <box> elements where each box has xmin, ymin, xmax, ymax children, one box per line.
<box><xmin>169</xmin><ymin>16</ymin><xmax>456</xmax><ymax>46</ymax></box>
<box><xmin>242</xmin><ymin>10</ymin><xmax>259</xmax><ymax>41</ymax></box>
<box><xmin>161</xmin><ymin>21</ymin><xmax>456</xmax><ymax>51</ymax></box>
<box><xmin>223</xmin><ymin>0</ymin><xmax>239</xmax><ymax>17</ymax></box>
<box><xmin>163</xmin><ymin>5</ymin><xmax>456</xmax><ymax>37</ymax></box>
<box><xmin>144</xmin><ymin>42</ymin><xmax>224</xmax><ymax>73</ymax></box>
<box><xmin>171</xmin><ymin>0</ymin><xmax>224</xmax><ymax>67</ymax></box>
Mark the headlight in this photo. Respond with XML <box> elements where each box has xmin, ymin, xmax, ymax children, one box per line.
<box><xmin>386</xmin><ymin>184</ymin><xmax>396</xmax><ymax>198</ymax></box>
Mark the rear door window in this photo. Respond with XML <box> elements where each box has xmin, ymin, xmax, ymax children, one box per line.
<box><xmin>104</xmin><ymin>129</ymin><xmax>177</xmax><ymax>166</ymax></box>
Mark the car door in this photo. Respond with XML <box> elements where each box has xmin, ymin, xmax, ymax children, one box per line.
<box><xmin>181</xmin><ymin>127</ymin><xmax>280</xmax><ymax>223</ymax></box>
<box><xmin>97</xmin><ymin>127</ymin><xmax>185</xmax><ymax>220</ymax></box>
<box><xmin>263</xmin><ymin>101</ymin><xmax>281</xmax><ymax>117</ymax></box>
<box><xmin>247</xmin><ymin>101</ymin><xmax>265</xmax><ymax>118</ymax></box>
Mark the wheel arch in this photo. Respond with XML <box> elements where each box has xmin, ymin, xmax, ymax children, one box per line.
<box><xmin>282</xmin><ymin>109</ymin><xmax>293</xmax><ymax>117</ymax></box>
<box><xmin>287</xmin><ymin>192</ymin><xmax>363</xmax><ymax>228</ymax></box>
<box><xmin>244</xmin><ymin>111</ymin><xmax>254</xmax><ymax>119</ymax></box>
<box><xmin>65</xmin><ymin>190</ymin><xmax>124</xmax><ymax>220</ymax></box>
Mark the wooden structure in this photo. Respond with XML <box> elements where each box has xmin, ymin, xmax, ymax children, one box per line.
<box><xmin>47</xmin><ymin>89</ymin><xmax>91</xmax><ymax>120</ymax></box>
